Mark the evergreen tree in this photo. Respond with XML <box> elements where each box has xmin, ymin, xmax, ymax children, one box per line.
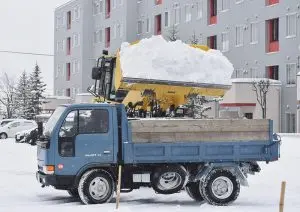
<box><xmin>27</xmin><ymin>63</ymin><xmax>47</xmax><ymax>119</ymax></box>
<box><xmin>189</xmin><ymin>30</ymin><xmax>199</xmax><ymax>45</ymax></box>
<box><xmin>167</xmin><ymin>24</ymin><xmax>179</xmax><ymax>42</ymax></box>
<box><xmin>15</xmin><ymin>71</ymin><xmax>31</xmax><ymax>118</ymax></box>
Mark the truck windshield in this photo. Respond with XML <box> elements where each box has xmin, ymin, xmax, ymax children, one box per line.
<box><xmin>43</xmin><ymin>106</ymin><xmax>67</xmax><ymax>136</ymax></box>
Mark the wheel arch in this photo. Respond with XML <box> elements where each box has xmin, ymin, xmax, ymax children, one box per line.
<box><xmin>194</xmin><ymin>162</ymin><xmax>248</xmax><ymax>187</ymax></box>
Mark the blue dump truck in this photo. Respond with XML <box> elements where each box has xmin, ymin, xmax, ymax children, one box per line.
<box><xmin>36</xmin><ymin>103</ymin><xmax>281</xmax><ymax>206</ymax></box>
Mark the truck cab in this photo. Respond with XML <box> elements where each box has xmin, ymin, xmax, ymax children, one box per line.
<box><xmin>36</xmin><ymin>103</ymin><xmax>120</xmax><ymax>190</ymax></box>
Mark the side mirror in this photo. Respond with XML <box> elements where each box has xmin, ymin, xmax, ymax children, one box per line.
<box><xmin>37</xmin><ymin>122</ymin><xmax>43</xmax><ymax>136</ymax></box>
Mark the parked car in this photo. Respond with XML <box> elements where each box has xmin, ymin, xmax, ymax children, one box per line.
<box><xmin>0</xmin><ymin>119</ymin><xmax>23</xmax><ymax>127</ymax></box>
<box><xmin>15</xmin><ymin>127</ymin><xmax>38</xmax><ymax>144</ymax></box>
<box><xmin>0</xmin><ymin>120</ymin><xmax>37</xmax><ymax>139</ymax></box>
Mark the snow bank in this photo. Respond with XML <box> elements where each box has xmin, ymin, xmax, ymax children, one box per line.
<box><xmin>120</xmin><ymin>36</ymin><xmax>234</xmax><ymax>86</ymax></box>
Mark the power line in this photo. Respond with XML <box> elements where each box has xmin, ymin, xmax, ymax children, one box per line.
<box><xmin>0</xmin><ymin>50</ymin><xmax>54</xmax><ymax>57</ymax></box>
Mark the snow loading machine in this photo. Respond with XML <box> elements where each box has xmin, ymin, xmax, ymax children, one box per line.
<box><xmin>88</xmin><ymin>37</ymin><xmax>232</xmax><ymax>118</ymax></box>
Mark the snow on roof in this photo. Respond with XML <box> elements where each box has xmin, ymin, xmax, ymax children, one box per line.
<box><xmin>231</xmin><ymin>78</ymin><xmax>282</xmax><ymax>85</ymax></box>
<box><xmin>119</xmin><ymin>35</ymin><xmax>234</xmax><ymax>86</ymax></box>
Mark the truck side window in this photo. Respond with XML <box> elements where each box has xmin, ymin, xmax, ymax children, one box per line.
<box><xmin>59</xmin><ymin>111</ymin><xmax>78</xmax><ymax>138</ymax></box>
<box><xmin>78</xmin><ymin>109</ymin><xmax>109</xmax><ymax>134</ymax></box>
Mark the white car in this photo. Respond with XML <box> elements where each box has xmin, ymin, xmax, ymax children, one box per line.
<box><xmin>0</xmin><ymin>119</ymin><xmax>21</xmax><ymax>127</ymax></box>
<box><xmin>0</xmin><ymin>120</ymin><xmax>37</xmax><ymax>139</ymax></box>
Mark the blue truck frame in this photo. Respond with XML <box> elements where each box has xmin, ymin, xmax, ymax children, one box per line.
<box><xmin>36</xmin><ymin>103</ymin><xmax>281</xmax><ymax>206</ymax></box>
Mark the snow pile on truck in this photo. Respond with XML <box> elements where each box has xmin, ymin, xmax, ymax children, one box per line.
<box><xmin>120</xmin><ymin>35</ymin><xmax>234</xmax><ymax>86</ymax></box>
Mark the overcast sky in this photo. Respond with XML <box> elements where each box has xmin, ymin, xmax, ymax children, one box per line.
<box><xmin>0</xmin><ymin>0</ymin><xmax>70</xmax><ymax>94</ymax></box>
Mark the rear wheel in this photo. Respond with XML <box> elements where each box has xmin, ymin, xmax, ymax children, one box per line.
<box><xmin>151</xmin><ymin>165</ymin><xmax>187</xmax><ymax>194</ymax></box>
<box><xmin>0</xmin><ymin>133</ymin><xmax>7</xmax><ymax>139</ymax></box>
<box><xmin>185</xmin><ymin>182</ymin><xmax>204</xmax><ymax>202</ymax></box>
<box><xmin>201</xmin><ymin>169</ymin><xmax>240</xmax><ymax>206</ymax></box>
<box><xmin>78</xmin><ymin>169</ymin><xmax>115</xmax><ymax>205</ymax></box>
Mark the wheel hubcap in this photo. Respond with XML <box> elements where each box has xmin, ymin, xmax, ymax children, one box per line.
<box><xmin>211</xmin><ymin>176</ymin><xmax>233</xmax><ymax>199</ymax></box>
<box><xmin>158</xmin><ymin>172</ymin><xmax>182</xmax><ymax>190</ymax></box>
<box><xmin>89</xmin><ymin>177</ymin><xmax>109</xmax><ymax>200</ymax></box>
<box><xmin>0</xmin><ymin>134</ymin><xmax>6</xmax><ymax>139</ymax></box>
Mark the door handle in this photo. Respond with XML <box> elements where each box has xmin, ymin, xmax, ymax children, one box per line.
<box><xmin>103</xmin><ymin>151</ymin><xmax>111</xmax><ymax>154</ymax></box>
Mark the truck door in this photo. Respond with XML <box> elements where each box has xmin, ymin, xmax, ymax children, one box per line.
<box><xmin>55</xmin><ymin>107</ymin><xmax>114</xmax><ymax>175</ymax></box>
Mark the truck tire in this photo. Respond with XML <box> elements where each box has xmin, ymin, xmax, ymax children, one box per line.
<box><xmin>67</xmin><ymin>188</ymin><xmax>79</xmax><ymax>198</ymax></box>
<box><xmin>201</xmin><ymin>169</ymin><xmax>240</xmax><ymax>206</ymax></box>
<box><xmin>151</xmin><ymin>165</ymin><xmax>187</xmax><ymax>194</ymax></box>
<box><xmin>185</xmin><ymin>182</ymin><xmax>204</xmax><ymax>202</ymax></box>
<box><xmin>78</xmin><ymin>169</ymin><xmax>115</xmax><ymax>205</ymax></box>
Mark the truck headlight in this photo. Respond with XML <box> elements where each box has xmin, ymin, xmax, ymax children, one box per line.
<box><xmin>43</xmin><ymin>165</ymin><xmax>55</xmax><ymax>175</ymax></box>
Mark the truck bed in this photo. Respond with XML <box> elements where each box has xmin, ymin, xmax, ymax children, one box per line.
<box><xmin>123</xmin><ymin>119</ymin><xmax>279</xmax><ymax>164</ymax></box>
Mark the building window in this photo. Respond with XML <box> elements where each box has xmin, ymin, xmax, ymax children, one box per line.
<box><xmin>67</xmin><ymin>11</ymin><xmax>71</xmax><ymax>29</ymax></box>
<box><xmin>105</xmin><ymin>0</ymin><xmax>111</xmax><ymax>18</ymax></box>
<box><xmin>155</xmin><ymin>0</ymin><xmax>162</xmax><ymax>5</ymax></box>
<box><xmin>94</xmin><ymin>29</ymin><xmax>103</xmax><ymax>43</ymax></box>
<box><xmin>105</xmin><ymin>27</ymin><xmax>111</xmax><ymax>48</ymax></box>
<box><xmin>266</xmin><ymin>0</ymin><xmax>279</xmax><ymax>6</ymax></box>
<box><xmin>286</xmin><ymin>63</ymin><xmax>296</xmax><ymax>85</ymax></box>
<box><xmin>164</xmin><ymin>11</ymin><xmax>170</xmax><ymax>27</ymax></box>
<box><xmin>174</xmin><ymin>3</ymin><xmax>180</xmax><ymax>25</ymax></box>
<box><xmin>244</xmin><ymin>113</ymin><xmax>253</xmax><ymax>119</ymax></box>
<box><xmin>72</xmin><ymin>33</ymin><xmax>80</xmax><ymax>47</ymax></box>
<box><xmin>185</xmin><ymin>4</ymin><xmax>192</xmax><ymax>22</ymax></box>
<box><xmin>155</xmin><ymin>14</ymin><xmax>162</xmax><ymax>35</ymax></box>
<box><xmin>250</xmin><ymin>22</ymin><xmax>258</xmax><ymax>44</ymax></box>
<box><xmin>235</xmin><ymin>26</ymin><xmax>244</xmax><ymax>46</ymax></box>
<box><xmin>118</xmin><ymin>0</ymin><xmax>123</xmax><ymax>5</ymax></box>
<box><xmin>221</xmin><ymin>32</ymin><xmax>229</xmax><ymax>52</ymax></box>
<box><xmin>286</xmin><ymin>113</ymin><xmax>295</xmax><ymax>133</ymax></box>
<box><xmin>208</xmin><ymin>0</ymin><xmax>217</xmax><ymax>25</ymax></box>
<box><xmin>56</xmin><ymin>64</ymin><xmax>61</xmax><ymax>78</ymax></box>
<box><xmin>286</xmin><ymin>13</ymin><xmax>297</xmax><ymax>37</ymax></box>
<box><xmin>66</xmin><ymin>63</ymin><xmax>71</xmax><ymax>81</ymax></box>
<box><xmin>266</xmin><ymin>65</ymin><xmax>279</xmax><ymax>80</ymax></box>
<box><xmin>112</xmin><ymin>0</ymin><xmax>116</xmax><ymax>9</ymax></box>
<box><xmin>118</xmin><ymin>23</ymin><xmax>123</xmax><ymax>37</ymax></box>
<box><xmin>267</xmin><ymin>18</ymin><xmax>279</xmax><ymax>52</ymax></box>
<box><xmin>196</xmin><ymin>1</ymin><xmax>203</xmax><ymax>19</ymax></box>
<box><xmin>146</xmin><ymin>18</ymin><xmax>150</xmax><ymax>33</ymax></box>
<box><xmin>66</xmin><ymin>88</ymin><xmax>71</xmax><ymax>97</ymax></box>
<box><xmin>72</xmin><ymin>60</ymin><xmax>80</xmax><ymax>74</ymax></box>
<box><xmin>74</xmin><ymin>6</ymin><xmax>80</xmax><ymax>20</ymax></box>
<box><xmin>113</xmin><ymin>23</ymin><xmax>117</xmax><ymax>39</ymax></box>
<box><xmin>221</xmin><ymin>0</ymin><xmax>229</xmax><ymax>11</ymax></box>
<box><xmin>207</xmin><ymin>35</ymin><xmax>217</xmax><ymax>49</ymax></box>
<box><xmin>93</xmin><ymin>0</ymin><xmax>101</xmax><ymax>15</ymax></box>
<box><xmin>137</xmin><ymin>20</ymin><xmax>142</xmax><ymax>35</ymax></box>
<box><xmin>67</xmin><ymin>37</ymin><xmax>71</xmax><ymax>55</ymax></box>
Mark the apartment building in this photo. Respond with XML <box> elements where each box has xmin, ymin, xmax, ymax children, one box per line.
<box><xmin>54</xmin><ymin>0</ymin><xmax>300</xmax><ymax>132</ymax></box>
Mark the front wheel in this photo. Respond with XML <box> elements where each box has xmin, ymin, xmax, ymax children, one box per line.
<box><xmin>78</xmin><ymin>169</ymin><xmax>115</xmax><ymax>205</ymax></box>
<box><xmin>201</xmin><ymin>169</ymin><xmax>240</xmax><ymax>206</ymax></box>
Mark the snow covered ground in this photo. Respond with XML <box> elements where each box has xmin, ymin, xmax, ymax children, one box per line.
<box><xmin>0</xmin><ymin>135</ymin><xmax>299</xmax><ymax>212</ymax></box>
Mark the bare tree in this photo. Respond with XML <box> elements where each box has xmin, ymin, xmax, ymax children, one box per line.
<box><xmin>167</xmin><ymin>24</ymin><xmax>179</xmax><ymax>42</ymax></box>
<box><xmin>252</xmin><ymin>79</ymin><xmax>270</xmax><ymax>119</ymax></box>
<box><xmin>0</xmin><ymin>73</ymin><xmax>17</xmax><ymax>118</ymax></box>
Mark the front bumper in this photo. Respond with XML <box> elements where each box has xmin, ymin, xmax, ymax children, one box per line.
<box><xmin>36</xmin><ymin>171</ymin><xmax>75</xmax><ymax>190</ymax></box>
